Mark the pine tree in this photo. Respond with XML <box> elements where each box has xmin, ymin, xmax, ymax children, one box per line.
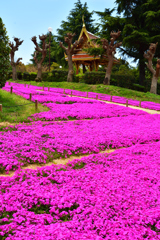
<box><xmin>0</xmin><ymin>18</ymin><xmax>10</xmax><ymax>88</ymax></box>
<box><xmin>57</xmin><ymin>0</ymin><xmax>98</xmax><ymax>43</ymax></box>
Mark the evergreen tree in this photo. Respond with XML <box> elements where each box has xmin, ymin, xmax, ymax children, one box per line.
<box><xmin>96</xmin><ymin>0</ymin><xmax>160</xmax><ymax>85</ymax></box>
<box><xmin>57</xmin><ymin>0</ymin><xmax>98</xmax><ymax>43</ymax></box>
<box><xmin>0</xmin><ymin>17</ymin><xmax>10</xmax><ymax>88</ymax></box>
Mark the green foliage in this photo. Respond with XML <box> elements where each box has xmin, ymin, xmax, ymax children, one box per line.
<box><xmin>82</xmin><ymin>71</ymin><xmax>137</xmax><ymax>90</ymax></box>
<box><xmin>132</xmin><ymin>84</ymin><xmax>145</xmax><ymax>92</ymax></box>
<box><xmin>72</xmin><ymin>161</ymin><xmax>86</xmax><ymax>169</ymax></box>
<box><xmin>96</xmin><ymin>1</ymin><xmax>160</xmax><ymax>85</ymax></box>
<box><xmin>0</xmin><ymin>18</ymin><xmax>10</xmax><ymax>88</ymax></box>
<box><xmin>17</xmin><ymin>71</ymin><xmax>23</xmax><ymax>80</ymax></box>
<box><xmin>30</xmin><ymin>72</ymin><xmax>37</xmax><ymax>81</ymax></box>
<box><xmin>57</xmin><ymin>0</ymin><xmax>98</xmax><ymax>43</ymax></box>
<box><xmin>23</xmin><ymin>72</ymin><xmax>30</xmax><ymax>81</ymax></box>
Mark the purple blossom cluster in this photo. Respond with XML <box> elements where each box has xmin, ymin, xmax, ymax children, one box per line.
<box><xmin>30</xmin><ymin>102</ymin><xmax>148</xmax><ymax>121</ymax></box>
<box><xmin>1</xmin><ymin>142</ymin><xmax>160</xmax><ymax>239</ymax></box>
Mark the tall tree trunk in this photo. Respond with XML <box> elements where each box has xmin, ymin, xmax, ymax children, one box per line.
<box><xmin>150</xmin><ymin>75</ymin><xmax>158</xmax><ymax>94</ymax></box>
<box><xmin>139</xmin><ymin>58</ymin><xmax>145</xmax><ymax>86</ymax></box>
<box><xmin>35</xmin><ymin>63</ymin><xmax>42</xmax><ymax>81</ymax></box>
<box><xmin>12</xmin><ymin>64</ymin><xmax>17</xmax><ymax>81</ymax></box>
<box><xmin>67</xmin><ymin>54</ymin><xmax>74</xmax><ymax>82</ymax></box>
<box><xmin>104</xmin><ymin>59</ymin><xmax>113</xmax><ymax>85</ymax></box>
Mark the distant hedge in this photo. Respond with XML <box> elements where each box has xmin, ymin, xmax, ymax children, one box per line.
<box><xmin>7</xmin><ymin>70</ymin><xmax>160</xmax><ymax>94</ymax></box>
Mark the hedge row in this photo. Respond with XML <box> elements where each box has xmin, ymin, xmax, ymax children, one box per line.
<box><xmin>7</xmin><ymin>70</ymin><xmax>160</xmax><ymax>93</ymax></box>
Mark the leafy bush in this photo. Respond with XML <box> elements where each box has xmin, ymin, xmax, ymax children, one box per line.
<box><xmin>132</xmin><ymin>83</ymin><xmax>145</xmax><ymax>92</ymax></box>
<box><xmin>83</xmin><ymin>72</ymin><xmax>104</xmax><ymax>84</ymax></box>
<box><xmin>23</xmin><ymin>72</ymin><xmax>30</xmax><ymax>81</ymax></box>
<box><xmin>30</xmin><ymin>72</ymin><xmax>37</xmax><ymax>81</ymax></box>
<box><xmin>111</xmin><ymin>74</ymin><xmax>135</xmax><ymax>89</ymax></box>
<box><xmin>45</xmin><ymin>70</ymin><xmax>68</xmax><ymax>82</ymax></box>
<box><xmin>74</xmin><ymin>73</ymin><xmax>85</xmax><ymax>83</ymax></box>
<box><xmin>7</xmin><ymin>71</ymin><xmax>12</xmax><ymax>80</ymax></box>
<box><xmin>17</xmin><ymin>71</ymin><xmax>23</xmax><ymax>80</ymax></box>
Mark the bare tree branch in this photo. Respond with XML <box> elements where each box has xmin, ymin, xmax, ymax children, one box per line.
<box><xmin>144</xmin><ymin>43</ymin><xmax>158</xmax><ymax>75</ymax></box>
<box><xmin>16</xmin><ymin>58</ymin><xmax>22</xmax><ymax>65</ymax></box>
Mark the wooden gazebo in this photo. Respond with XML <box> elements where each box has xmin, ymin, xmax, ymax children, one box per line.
<box><xmin>65</xmin><ymin>20</ymin><xmax>119</xmax><ymax>74</ymax></box>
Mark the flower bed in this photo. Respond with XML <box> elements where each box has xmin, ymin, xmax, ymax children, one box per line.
<box><xmin>1</xmin><ymin>82</ymin><xmax>160</xmax><ymax>239</ymax></box>
<box><xmin>1</xmin><ymin>142</ymin><xmax>160</xmax><ymax>239</ymax></box>
<box><xmin>1</xmin><ymin>114</ymin><xmax>160</xmax><ymax>173</ymax></box>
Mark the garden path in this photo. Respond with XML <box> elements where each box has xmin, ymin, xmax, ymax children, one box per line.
<box><xmin>0</xmin><ymin>148</ymin><xmax>120</xmax><ymax>178</ymax></box>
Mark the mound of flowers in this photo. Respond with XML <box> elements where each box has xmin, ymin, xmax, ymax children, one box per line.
<box><xmin>1</xmin><ymin>114</ymin><xmax>160</xmax><ymax>173</ymax></box>
<box><xmin>1</xmin><ymin>142</ymin><xmax>160</xmax><ymax>239</ymax></box>
<box><xmin>29</xmin><ymin>102</ymin><xmax>148</xmax><ymax>121</ymax></box>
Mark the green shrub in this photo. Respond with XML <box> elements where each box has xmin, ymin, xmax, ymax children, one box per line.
<box><xmin>23</xmin><ymin>72</ymin><xmax>30</xmax><ymax>81</ymax></box>
<box><xmin>74</xmin><ymin>73</ymin><xmax>85</xmax><ymax>83</ymax></box>
<box><xmin>30</xmin><ymin>72</ymin><xmax>37</xmax><ymax>81</ymax></box>
<box><xmin>7</xmin><ymin>71</ymin><xmax>12</xmax><ymax>80</ymax></box>
<box><xmin>17</xmin><ymin>71</ymin><xmax>23</xmax><ymax>80</ymax></box>
<box><xmin>42</xmin><ymin>72</ymin><xmax>48</xmax><ymax>81</ymax></box>
<box><xmin>83</xmin><ymin>72</ymin><xmax>104</xmax><ymax>84</ymax></box>
<box><xmin>132</xmin><ymin>83</ymin><xmax>145</xmax><ymax>92</ymax></box>
<box><xmin>111</xmin><ymin>74</ymin><xmax>135</xmax><ymax>89</ymax></box>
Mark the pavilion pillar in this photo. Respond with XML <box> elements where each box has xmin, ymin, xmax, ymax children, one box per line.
<box><xmin>75</xmin><ymin>62</ymin><xmax>80</xmax><ymax>75</ymax></box>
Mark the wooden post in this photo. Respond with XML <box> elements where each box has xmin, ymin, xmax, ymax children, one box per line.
<box><xmin>48</xmin><ymin>87</ymin><xmax>50</xmax><ymax>91</ymax></box>
<box><xmin>126</xmin><ymin>99</ymin><xmax>128</xmax><ymax>107</ymax></box>
<box><xmin>8</xmin><ymin>82</ymin><xmax>10</xmax><ymax>85</ymax></box>
<box><xmin>96</xmin><ymin>94</ymin><xmax>98</xmax><ymax>100</ymax></box>
<box><xmin>71</xmin><ymin>91</ymin><xmax>72</xmax><ymax>97</ymax></box>
<box><xmin>87</xmin><ymin>92</ymin><xmax>88</xmax><ymax>98</ymax></box>
<box><xmin>35</xmin><ymin>100</ymin><xmax>38</xmax><ymax>110</ymax></box>
<box><xmin>29</xmin><ymin>93</ymin><xmax>32</xmax><ymax>101</ymax></box>
<box><xmin>63</xmin><ymin>89</ymin><xmax>65</xmax><ymax>94</ymax></box>
<box><xmin>139</xmin><ymin>100</ymin><xmax>141</xmax><ymax>107</ymax></box>
<box><xmin>10</xmin><ymin>87</ymin><xmax>13</xmax><ymax>94</ymax></box>
<box><xmin>110</xmin><ymin>95</ymin><xmax>112</xmax><ymax>102</ymax></box>
<box><xmin>43</xmin><ymin>85</ymin><xmax>44</xmax><ymax>91</ymax></box>
<box><xmin>0</xmin><ymin>104</ymin><xmax>2</xmax><ymax>112</ymax></box>
<box><xmin>28</xmin><ymin>84</ymin><xmax>29</xmax><ymax>88</ymax></box>
<box><xmin>24</xmin><ymin>83</ymin><xmax>26</xmax><ymax>87</ymax></box>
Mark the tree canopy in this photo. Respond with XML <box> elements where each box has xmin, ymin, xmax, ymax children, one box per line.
<box><xmin>56</xmin><ymin>0</ymin><xmax>98</xmax><ymax>43</ymax></box>
<box><xmin>95</xmin><ymin>0</ymin><xmax>160</xmax><ymax>85</ymax></box>
<box><xmin>0</xmin><ymin>17</ymin><xmax>10</xmax><ymax>88</ymax></box>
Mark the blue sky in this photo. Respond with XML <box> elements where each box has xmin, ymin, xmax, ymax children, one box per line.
<box><xmin>1</xmin><ymin>0</ymin><xmax>135</xmax><ymax>66</ymax></box>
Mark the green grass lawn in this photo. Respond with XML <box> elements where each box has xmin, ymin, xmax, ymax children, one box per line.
<box><xmin>0</xmin><ymin>88</ymin><xmax>49</xmax><ymax>124</ymax></box>
<box><xmin>10</xmin><ymin>79</ymin><xmax>160</xmax><ymax>103</ymax></box>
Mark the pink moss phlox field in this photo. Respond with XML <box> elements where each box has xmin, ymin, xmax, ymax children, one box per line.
<box><xmin>1</xmin><ymin>114</ymin><xmax>160</xmax><ymax>173</ymax></box>
<box><xmin>1</xmin><ymin>82</ymin><xmax>160</xmax><ymax>239</ymax></box>
<box><xmin>1</xmin><ymin>142</ymin><xmax>160</xmax><ymax>239</ymax></box>
<box><xmin>29</xmin><ymin>102</ymin><xmax>148</xmax><ymax>121</ymax></box>
<box><xmin>3</xmin><ymin>82</ymin><xmax>160</xmax><ymax>110</ymax></box>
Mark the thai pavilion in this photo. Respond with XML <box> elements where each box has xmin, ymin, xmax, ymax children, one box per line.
<box><xmin>65</xmin><ymin>19</ymin><xmax>119</xmax><ymax>74</ymax></box>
